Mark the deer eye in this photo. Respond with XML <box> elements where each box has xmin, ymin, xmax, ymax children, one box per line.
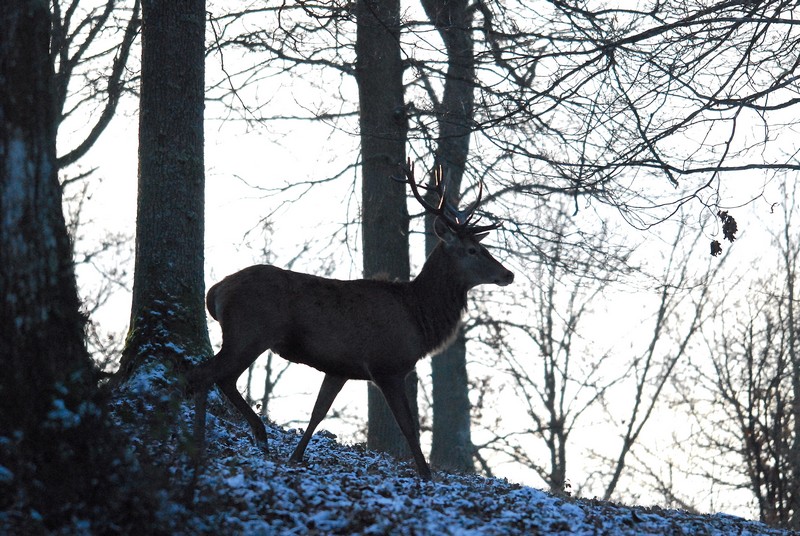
<box><xmin>467</xmin><ymin>246</ymin><xmax>478</xmax><ymax>256</ymax></box>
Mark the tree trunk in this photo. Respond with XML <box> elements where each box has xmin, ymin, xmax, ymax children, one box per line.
<box><xmin>430</xmin><ymin>330</ymin><xmax>475</xmax><ymax>472</ymax></box>
<box><xmin>116</xmin><ymin>0</ymin><xmax>211</xmax><ymax>383</ymax></box>
<box><xmin>0</xmin><ymin>3</ymin><xmax>150</xmax><ymax>530</ymax></box>
<box><xmin>1</xmin><ymin>0</ymin><xmax>91</xmax><ymax>447</ymax></box>
<box><xmin>421</xmin><ymin>0</ymin><xmax>477</xmax><ymax>473</ymax></box>
<box><xmin>354</xmin><ymin>0</ymin><xmax>414</xmax><ymax>460</ymax></box>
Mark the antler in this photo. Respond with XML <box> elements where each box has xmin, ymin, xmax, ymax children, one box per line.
<box><xmin>396</xmin><ymin>158</ymin><xmax>501</xmax><ymax>233</ymax></box>
<box><xmin>396</xmin><ymin>159</ymin><xmax>447</xmax><ymax>216</ymax></box>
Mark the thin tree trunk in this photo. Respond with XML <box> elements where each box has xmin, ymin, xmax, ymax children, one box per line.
<box><xmin>355</xmin><ymin>0</ymin><xmax>414</xmax><ymax>460</ymax></box>
<box><xmin>779</xmin><ymin>194</ymin><xmax>800</xmax><ymax>529</ymax></box>
<box><xmin>431</xmin><ymin>330</ymin><xmax>475</xmax><ymax>471</ymax></box>
<box><xmin>421</xmin><ymin>0</ymin><xmax>477</xmax><ymax>473</ymax></box>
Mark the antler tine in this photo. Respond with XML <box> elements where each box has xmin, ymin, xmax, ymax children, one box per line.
<box><xmin>433</xmin><ymin>165</ymin><xmax>472</xmax><ymax>227</ymax></box>
<box><xmin>433</xmin><ymin>165</ymin><xmax>446</xmax><ymax>212</ymax></box>
<box><xmin>396</xmin><ymin>158</ymin><xmax>446</xmax><ymax>216</ymax></box>
<box><xmin>461</xmin><ymin>179</ymin><xmax>483</xmax><ymax>226</ymax></box>
<box><xmin>440</xmin><ymin>175</ymin><xmax>484</xmax><ymax>227</ymax></box>
<box><xmin>396</xmin><ymin>160</ymin><xmax>503</xmax><ymax>232</ymax></box>
<box><xmin>454</xmin><ymin>177</ymin><xmax>503</xmax><ymax>232</ymax></box>
<box><xmin>468</xmin><ymin>220</ymin><xmax>503</xmax><ymax>233</ymax></box>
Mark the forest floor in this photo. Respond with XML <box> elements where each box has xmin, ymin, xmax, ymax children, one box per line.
<box><xmin>98</xmin><ymin>376</ymin><xmax>796</xmax><ymax>536</ymax></box>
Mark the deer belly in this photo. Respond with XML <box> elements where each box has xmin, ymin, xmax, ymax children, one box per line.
<box><xmin>272</xmin><ymin>334</ymin><xmax>372</xmax><ymax>380</ymax></box>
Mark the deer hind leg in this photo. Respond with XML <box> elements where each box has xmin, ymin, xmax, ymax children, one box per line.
<box><xmin>187</xmin><ymin>354</ymin><xmax>222</xmax><ymax>463</ymax></box>
<box><xmin>188</xmin><ymin>342</ymin><xmax>255</xmax><ymax>393</ymax></box>
<box><xmin>217</xmin><ymin>376</ymin><xmax>269</xmax><ymax>451</ymax></box>
<box><xmin>190</xmin><ymin>342</ymin><xmax>270</xmax><ymax>451</ymax></box>
<box><xmin>290</xmin><ymin>373</ymin><xmax>347</xmax><ymax>463</ymax></box>
<box><xmin>375</xmin><ymin>376</ymin><xmax>432</xmax><ymax>480</ymax></box>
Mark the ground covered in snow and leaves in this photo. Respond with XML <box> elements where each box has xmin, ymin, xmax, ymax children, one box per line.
<box><xmin>97</xmin><ymin>382</ymin><xmax>794</xmax><ymax>536</ymax></box>
<box><xmin>3</xmin><ymin>368</ymin><xmax>794</xmax><ymax>535</ymax></box>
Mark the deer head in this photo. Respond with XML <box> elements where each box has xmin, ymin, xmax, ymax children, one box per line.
<box><xmin>398</xmin><ymin>159</ymin><xmax>513</xmax><ymax>290</ymax></box>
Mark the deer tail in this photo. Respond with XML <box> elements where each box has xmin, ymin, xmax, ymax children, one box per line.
<box><xmin>206</xmin><ymin>282</ymin><xmax>220</xmax><ymax>321</ymax></box>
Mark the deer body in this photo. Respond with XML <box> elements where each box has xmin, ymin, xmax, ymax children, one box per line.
<box><xmin>205</xmin><ymin>258</ymin><xmax>465</xmax><ymax>382</ymax></box>
<box><xmin>190</xmin><ymin>162</ymin><xmax>513</xmax><ymax>479</ymax></box>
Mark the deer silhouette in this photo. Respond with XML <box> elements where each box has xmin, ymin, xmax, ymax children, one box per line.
<box><xmin>189</xmin><ymin>160</ymin><xmax>513</xmax><ymax>479</ymax></box>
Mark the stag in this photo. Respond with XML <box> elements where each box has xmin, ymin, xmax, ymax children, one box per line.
<box><xmin>189</xmin><ymin>161</ymin><xmax>513</xmax><ymax>479</ymax></box>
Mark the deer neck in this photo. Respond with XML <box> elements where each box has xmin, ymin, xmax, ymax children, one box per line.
<box><xmin>407</xmin><ymin>246</ymin><xmax>469</xmax><ymax>355</ymax></box>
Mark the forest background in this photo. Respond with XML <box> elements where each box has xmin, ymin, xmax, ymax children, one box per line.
<box><xmin>3</xmin><ymin>0</ymin><xmax>800</xmax><ymax>531</ymax></box>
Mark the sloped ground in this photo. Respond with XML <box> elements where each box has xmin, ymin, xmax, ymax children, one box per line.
<box><xmin>109</xmin><ymin>388</ymin><xmax>794</xmax><ymax>536</ymax></box>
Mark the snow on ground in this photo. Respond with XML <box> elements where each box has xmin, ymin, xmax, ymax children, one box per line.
<box><xmin>109</xmin><ymin>387</ymin><xmax>795</xmax><ymax>536</ymax></box>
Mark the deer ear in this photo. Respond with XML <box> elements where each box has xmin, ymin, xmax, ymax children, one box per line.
<box><xmin>474</xmin><ymin>232</ymin><xmax>489</xmax><ymax>243</ymax></box>
<box><xmin>433</xmin><ymin>216</ymin><xmax>457</xmax><ymax>244</ymax></box>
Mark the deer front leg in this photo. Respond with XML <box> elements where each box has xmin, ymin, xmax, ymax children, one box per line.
<box><xmin>290</xmin><ymin>373</ymin><xmax>347</xmax><ymax>463</ymax></box>
<box><xmin>375</xmin><ymin>376</ymin><xmax>432</xmax><ymax>480</ymax></box>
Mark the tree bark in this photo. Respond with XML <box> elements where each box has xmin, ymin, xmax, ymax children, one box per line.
<box><xmin>1</xmin><ymin>0</ymin><xmax>91</xmax><ymax>445</ymax></box>
<box><xmin>421</xmin><ymin>0</ymin><xmax>477</xmax><ymax>473</ymax></box>
<box><xmin>354</xmin><ymin>0</ymin><xmax>415</xmax><ymax>460</ymax></box>
<box><xmin>116</xmin><ymin>0</ymin><xmax>211</xmax><ymax>383</ymax></box>
<box><xmin>431</xmin><ymin>330</ymin><xmax>475</xmax><ymax>472</ymax></box>
<box><xmin>0</xmin><ymin>2</ymin><xmax>150</xmax><ymax>530</ymax></box>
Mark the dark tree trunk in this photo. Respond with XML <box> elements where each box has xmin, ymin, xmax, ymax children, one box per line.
<box><xmin>1</xmin><ymin>0</ymin><xmax>91</xmax><ymax>445</ymax></box>
<box><xmin>0</xmin><ymin>3</ymin><xmax>154</xmax><ymax>531</ymax></box>
<box><xmin>116</xmin><ymin>0</ymin><xmax>211</xmax><ymax>383</ymax></box>
<box><xmin>430</xmin><ymin>329</ymin><xmax>475</xmax><ymax>472</ymax></box>
<box><xmin>421</xmin><ymin>0</ymin><xmax>477</xmax><ymax>473</ymax></box>
<box><xmin>354</xmin><ymin>0</ymin><xmax>415</xmax><ymax>460</ymax></box>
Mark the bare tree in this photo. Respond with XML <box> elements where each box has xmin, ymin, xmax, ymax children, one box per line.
<box><xmin>1</xmin><ymin>0</ymin><xmax>94</xmax><ymax>496</ymax></box>
<box><xmin>598</xmin><ymin>233</ymin><xmax>728</xmax><ymax>500</ymax></box>
<box><xmin>207</xmin><ymin>1</ymin><xmax>800</xmax><ymax>231</ymax></box>
<box><xmin>473</xmin><ymin>208</ymin><xmax>731</xmax><ymax>500</ymax></box>
<box><xmin>242</xmin><ymin>351</ymin><xmax>290</xmax><ymax>420</ymax></box>
<box><xmin>414</xmin><ymin>0</ymin><xmax>482</xmax><ymax>473</ymax></box>
<box><xmin>51</xmin><ymin>0</ymin><xmax>140</xmax><ymax>368</ymax></box>
<box><xmin>472</xmin><ymin>205</ymin><xmax>632</xmax><ymax>493</ymax></box>
<box><xmin>675</xmin><ymin>179</ymin><xmax>800</xmax><ymax>529</ymax></box>
<box><xmin>53</xmin><ymin>0</ymin><xmax>141</xmax><ymax>168</ymax></box>
<box><xmin>473</xmin><ymin>0</ymin><xmax>800</xmax><ymax>230</ymax></box>
<box><xmin>354</xmin><ymin>0</ymin><xmax>417</xmax><ymax>461</ymax></box>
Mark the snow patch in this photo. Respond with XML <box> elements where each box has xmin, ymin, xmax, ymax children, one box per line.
<box><xmin>2</xmin><ymin>135</ymin><xmax>28</xmax><ymax>231</ymax></box>
<box><xmin>27</xmin><ymin>382</ymin><xmax>781</xmax><ymax>535</ymax></box>
<box><xmin>0</xmin><ymin>465</ymin><xmax>13</xmax><ymax>483</ymax></box>
<box><xmin>163</xmin><ymin>342</ymin><xmax>187</xmax><ymax>355</ymax></box>
<box><xmin>123</xmin><ymin>362</ymin><xmax>170</xmax><ymax>394</ymax></box>
<box><xmin>46</xmin><ymin>399</ymin><xmax>82</xmax><ymax>429</ymax></box>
